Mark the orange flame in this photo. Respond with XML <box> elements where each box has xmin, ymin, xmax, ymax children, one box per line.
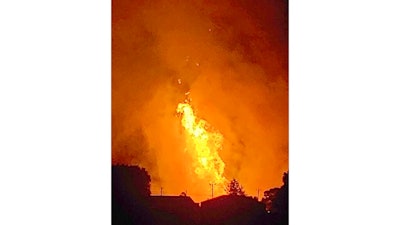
<box><xmin>176</xmin><ymin>97</ymin><xmax>227</xmax><ymax>195</ymax></box>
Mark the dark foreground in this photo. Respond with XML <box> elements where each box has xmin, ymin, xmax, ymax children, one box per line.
<box><xmin>112</xmin><ymin>165</ymin><xmax>288</xmax><ymax>225</ymax></box>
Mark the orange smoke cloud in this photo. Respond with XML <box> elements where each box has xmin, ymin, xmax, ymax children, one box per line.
<box><xmin>112</xmin><ymin>0</ymin><xmax>288</xmax><ymax>202</ymax></box>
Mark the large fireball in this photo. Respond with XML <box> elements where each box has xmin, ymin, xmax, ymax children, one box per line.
<box><xmin>176</xmin><ymin>96</ymin><xmax>227</xmax><ymax>195</ymax></box>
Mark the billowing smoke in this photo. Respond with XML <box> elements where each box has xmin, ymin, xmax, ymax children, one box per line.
<box><xmin>112</xmin><ymin>0</ymin><xmax>288</xmax><ymax>202</ymax></box>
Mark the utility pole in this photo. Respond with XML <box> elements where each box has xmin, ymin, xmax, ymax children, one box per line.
<box><xmin>210</xmin><ymin>183</ymin><xmax>215</xmax><ymax>198</ymax></box>
<box><xmin>257</xmin><ymin>188</ymin><xmax>260</xmax><ymax>201</ymax></box>
<box><xmin>161</xmin><ymin>187</ymin><xmax>163</xmax><ymax>196</ymax></box>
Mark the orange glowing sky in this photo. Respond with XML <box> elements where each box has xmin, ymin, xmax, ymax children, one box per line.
<box><xmin>112</xmin><ymin>0</ymin><xmax>288</xmax><ymax>202</ymax></box>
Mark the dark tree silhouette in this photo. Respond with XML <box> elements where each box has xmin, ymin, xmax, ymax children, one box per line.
<box><xmin>270</xmin><ymin>171</ymin><xmax>288</xmax><ymax>225</ymax></box>
<box><xmin>261</xmin><ymin>187</ymin><xmax>280</xmax><ymax>211</ymax></box>
<box><xmin>112</xmin><ymin>165</ymin><xmax>152</xmax><ymax>225</ymax></box>
<box><xmin>225</xmin><ymin>179</ymin><xmax>246</xmax><ymax>196</ymax></box>
<box><xmin>112</xmin><ymin>165</ymin><xmax>151</xmax><ymax>198</ymax></box>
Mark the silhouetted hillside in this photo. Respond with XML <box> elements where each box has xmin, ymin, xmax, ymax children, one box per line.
<box><xmin>201</xmin><ymin>195</ymin><xmax>267</xmax><ymax>225</ymax></box>
<box><xmin>149</xmin><ymin>196</ymin><xmax>200</xmax><ymax>225</ymax></box>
